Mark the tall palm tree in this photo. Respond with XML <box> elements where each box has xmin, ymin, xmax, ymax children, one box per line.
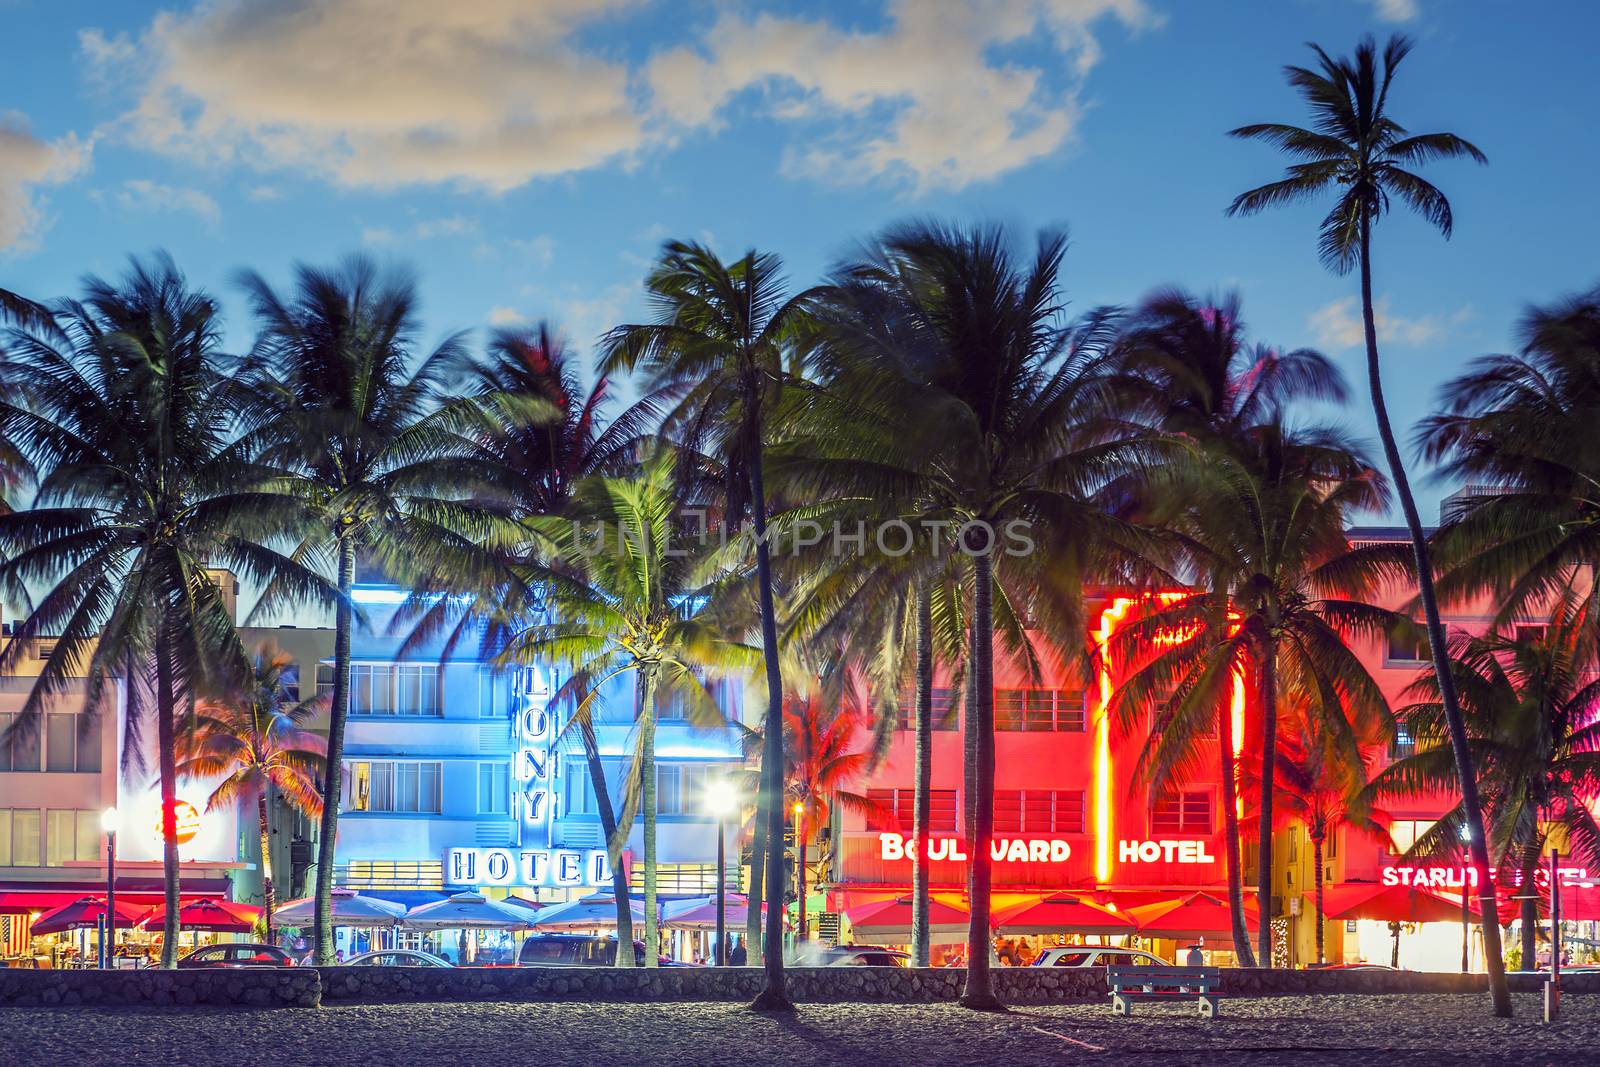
<box><xmin>1375</xmin><ymin>598</ymin><xmax>1600</xmax><ymax>971</ymax></box>
<box><xmin>177</xmin><ymin>643</ymin><xmax>326</xmax><ymax>944</ymax></box>
<box><xmin>601</xmin><ymin>241</ymin><xmax>817</xmax><ymax>1008</ymax></box>
<box><xmin>1225</xmin><ymin>34</ymin><xmax>1506</xmax><ymax>1011</ymax></box>
<box><xmin>502</xmin><ymin>450</ymin><xmax>755</xmax><ymax>966</ymax></box>
<box><xmin>1111</xmin><ymin>289</ymin><xmax>1394</xmax><ymax>965</ymax></box>
<box><xmin>812</xmin><ymin>222</ymin><xmax>1150</xmax><ymax>1009</ymax></box>
<box><xmin>1421</xmin><ymin>288</ymin><xmax>1600</xmax><ymax>625</ymax></box>
<box><xmin>238</xmin><ymin>256</ymin><xmax>504</xmax><ymax>966</ymax></box>
<box><xmin>1112</xmin><ymin>421</ymin><xmax>1396</xmax><ymax>967</ymax></box>
<box><xmin>1243</xmin><ymin>695</ymin><xmax>1387</xmax><ymax>965</ymax></box>
<box><xmin>0</xmin><ymin>255</ymin><xmax>327</xmax><ymax>966</ymax></box>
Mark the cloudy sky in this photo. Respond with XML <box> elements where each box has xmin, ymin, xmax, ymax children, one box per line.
<box><xmin>2</xmin><ymin>0</ymin><xmax>1596</xmax><ymax>521</ymax></box>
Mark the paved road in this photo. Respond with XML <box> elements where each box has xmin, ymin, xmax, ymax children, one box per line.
<box><xmin>1</xmin><ymin>993</ymin><xmax>1586</xmax><ymax>1066</ymax></box>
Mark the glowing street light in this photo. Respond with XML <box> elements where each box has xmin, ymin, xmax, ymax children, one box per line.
<box><xmin>703</xmin><ymin>778</ymin><xmax>741</xmax><ymax>966</ymax></box>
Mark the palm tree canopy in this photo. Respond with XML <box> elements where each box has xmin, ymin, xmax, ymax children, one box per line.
<box><xmin>1227</xmin><ymin>34</ymin><xmax>1486</xmax><ymax>273</ymax></box>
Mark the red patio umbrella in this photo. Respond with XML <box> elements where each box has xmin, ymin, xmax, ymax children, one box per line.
<box><xmin>29</xmin><ymin>897</ymin><xmax>148</xmax><ymax>936</ymax></box>
<box><xmin>137</xmin><ymin>898</ymin><xmax>260</xmax><ymax>933</ymax></box>
<box><xmin>1320</xmin><ymin>882</ymin><xmax>1473</xmax><ymax>924</ymax></box>
<box><xmin>1126</xmin><ymin>892</ymin><xmax>1258</xmax><ymax>940</ymax></box>
<box><xmin>992</xmin><ymin>892</ymin><xmax>1137</xmax><ymax>936</ymax></box>
<box><xmin>846</xmin><ymin>895</ymin><xmax>974</xmax><ymax>936</ymax></box>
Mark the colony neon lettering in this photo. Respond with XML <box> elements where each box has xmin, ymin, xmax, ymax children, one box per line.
<box><xmin>877</xmin><ymin>833</ymin><xmax>1071</xmax><ymax>864</ymax></box>
<box><xmin>1118</xmin><ymin>839</ymin><xmax>1216</xmax><ymax>864</ymax></box>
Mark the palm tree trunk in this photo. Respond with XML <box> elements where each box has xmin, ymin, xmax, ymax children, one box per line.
<box><xmin>959</xmin><ymin>550</ymin><xmax>1001</xmax><ymax>1011</ymax></box>
<box><xmin>313</xmin><ymin>535</ymin><xmax>355</xmax><ymax>966</ymax></box>
<box><xmin>746</xmin><ymin>800</ymin><xmax>766</xmax><ymax>967</ymax></box>
<box><xmin>1390</xmin><ymin>921</ymin><xmax>1401</xmax><ymax>968</ymax></box>
<box><xmin>155</xmin><ymin>621</ymin><xmax>181</xmax><ymax>969</ymax></box>
<box><xmin>911</xmin><ymin>583</ymin><xmax>933</xmax><ymax>968</ymax></box>
<box><xmin>1312</xmin><ymin>832</ymin><xmax>1325</xmax><ymax>965</ymax></box>
<box><xmin>640</xmin><ymin>666</ymin><xmax>660</xmax><ymax>967</ymax></box>
<box><xmin>1461</xmin><ymin>876</ymin><xmax>1471</xmax><ymax>972</ymax></box>
<box><xmin>577</xmin><ymin>712</ymin><xmax>633</xmax><ymax>966</ymax></box>
<box><xmin>1215</xmin><ymin>596</ymin><xmax>1257</xmax><ymax>967</ymax></box>
<box><xmin>1358</xmin><ymin>216</ymin><xmax>1510</xmax><ymax>1017</ymax></box>
<box><xmin>1520</xmin><ymin>848</ymin><xmax>1538</xmax><ymax>972</ymax></box>
<box><xmin>747</xmin><ymin>456</ymin><xmax>791</xmax><ymax>1010</ymax></box>
<box><xmin>259</xmin><ymin>792</ymin><xmax>275</xmax><ymax>946</ymax></box>
<box><xmin>1256</xmin><ymin>637</ymin><xmax>1277</xmax><ymax>967</ymax></box>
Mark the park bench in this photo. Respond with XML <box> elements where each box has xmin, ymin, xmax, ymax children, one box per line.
<box><xmin>1106</xmin><ymin>965</ymin><xmax>1222</xmax><ymax>1019</ymax></box>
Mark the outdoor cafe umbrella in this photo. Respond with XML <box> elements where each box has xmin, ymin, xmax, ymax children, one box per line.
<box><xmin>992</xmin><ymin>892</ymin><xmax>1137</xmax><ymax>936</ymax></box>
<box><xmin>1320</xmin><ymin>882</ymin><xmax>1471</xmax><ymax>924</ymax></box>
<box><xmin>532</xmin><ymin>893</ymin><xmax>653</xmax><ymax>931</ymax></box>
<box><xmin>845</xmin><ymin>895</ymin><xmax>973</xmax><ymax>938</ymax></box>
<box><xmin>274</xmin><ymin>888</ymin><xmax>407</xmax><ymax>927</ymax></box>
<box><xmin>402</xmin><ymin>892</ymin><xmax>539</xmax><ymax>931</ymax></box>
<box><xmin>30</xmin><ymin>897</ymin><xmax>147</xmax><ymax>936</ymax></box>
<box><xmin>661</xmin><ymin>893</ymin><xmax>762</xmax><ymax>930</ymax></box>
<box><xmin>1126</xmin><ymin>892</ymin><xmax>1258</xmax><ymax>940</ymax></box>
<box><xmin>137</xmin><ymin>898</ymin><xmax>261</xmax><ymax>933</ymax></box>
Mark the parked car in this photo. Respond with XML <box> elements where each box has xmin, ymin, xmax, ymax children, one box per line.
<box><xmin>1032</xmin><ymin>947</ymin><xmax>1171</xmax><ymax>969</ymax></box>
<box><xmin>177</xmin><ymin>943</ymin><xmax>295</xmax><ymax>969</ymax></box>
<box><xmin>516</xmin><ymin>934</ymin><xmax>693</xmax><ymax>967</ymax></box>
<box><xmin>343</xmin><ymin>950</ymin><xmax>452</xmax><ymax>968</ymax></box>
<box><xmin>1306</xmin><ymin>962</ymin><xmax>1399</xmax><ymax>971</ymax></box>
<box><xmin>819</xmin><ymin>945</ymin><xmax>911</xmax><ymax>967</ymax></box>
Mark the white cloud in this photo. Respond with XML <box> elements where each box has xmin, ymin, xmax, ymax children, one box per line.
<box><xmin>0</xmin><ymin>112</ymin><xmax>90</xmax><ymax>252</ymax></box>
<box><xmin>88</xmin><ymin>0</ymin><xmax>1151</xmax><ymax>197</ymax></box>
<box><xmin>646</xmin><ymin>0</ymin><xmax>1155</xmax><ymax>191</ymax></box>
<box><xmin>103</xmin><ymin>178</ymin><xmax>220</xmax><ymax>227</ymax></box>
<box><xmin>415</xmin><ymin>215</ymin><xmax>480</xmax><ymax>239</ymax></box>
<box><xmin>1308</xmin><ymin>297</ymin><xmax>1471</xmax><ymax>349</ymax></box>
<box><xmin>1366</xmin><ymin>0</ymin><xmax>1419</xmax><ymax>22</ymax></box>
<box><xmin>88</xmin><ymin>1</ymin><xmax>645</xmax><ymax>193</ymax></box>
<box><xmin>488</xmin><ymin>306</ymin><xmax>529</xmax><ymax>326</ymax></box>
<box><xmin>245</xmin><ymin>184</ymin><xmax>281</xmax><ymax>201</ymax></box>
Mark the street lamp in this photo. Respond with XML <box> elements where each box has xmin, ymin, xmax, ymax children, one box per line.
<box><xmin>703</xmin><ymin>778</ymin><xmax>740</xmax><ymax>966</ymax></box>
<box><xmin>792</xmin><ymin>800</ymin><xmax>807</xmax><ymax>952</ymax></box>
<box><xmin>100</xmin><ymin>807</ymin><xmax>119</xmax><ymax>969</ymax></box>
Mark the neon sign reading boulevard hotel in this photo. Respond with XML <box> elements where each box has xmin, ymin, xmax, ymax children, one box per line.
<box><xmin>877</xmin><ymin>834</ymin><xmax>1216</xmax><ymax>866</ymax></box>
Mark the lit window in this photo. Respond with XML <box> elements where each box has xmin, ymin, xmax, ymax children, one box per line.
<box><xmin>0</xmin><ymin>809</ymin><xmax>41</xmax><ymax>866</ymax></box>
<box><xmin>1151</xmin><ymin>790</ymin><xmax>1212</xmax><ymax>835</ymax></box>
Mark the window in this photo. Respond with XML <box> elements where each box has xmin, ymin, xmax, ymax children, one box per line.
<box><xmin>1515</xmin><ymin>624</ymin><xmax>1549</xmax><ymax>645</ymax></box>
<box><xmin>1151</xmin><ymin>790</ymin><xmax>1213</xmax><ymax>835</ymax></box>
<box><xmin>280</xmin><ymin>664</ymin><xmax>301</xmax><ymax>704</ymax></box>
<box><xmin>477</xmin><ymin>762</ymin><xmax>510</xmax><ymax>815</ymax></box>
<box><xmin>565</xmin><ymin>759</ymin><xmax>621</xmax><ymax>815</ymax></box>
<box><xmin>350</xmin><ymin>664</ymin><xmax>441</xmax><ymax>716</ymax></box>
<box><xmin>0</xmin><ymin>714</ymin><xmax>41</xmax><ymax>772</ymax></box>
<box><xmin>0</xmin><ymin>809</ymin><xmax>41</xmax><ymax>866</ymax></box>
<box><xmin>994</xmin><ymin>688</ymin><xmax>1086</xmax><ymax>732</ymax></box>
<box><xmin>45</xmin><ymin>810</ymin><xmax>99</xmax><ymax>866</ymax></box>
<box><xmin>1388</xmin><ymin>819</ymin><xmax>1434</xmax><ymax>855</ymax></box>
<box><xmin>895</xmin><ymin>687</ymin><xmax>959</xmax><ymax>731</ymax></box>
<box><xmin>1386</xmin><ymin>629</ymin><xmax>1430</xmax><ymax>665</ymax></box>
<box><xmin>656</xmin><ymin>763</ymin><xmax>717</xmax><ymax>815</ymax></box>
<box><xmin>45</xmin><ymin>714</ymin><xmax>101</xmax><ymax>773</ymax></box>
<box><xmin>866</xmin><ymin>788</ymin><xmax>957</xmax><ymax>833</ymax></box>
<box><xmin>344</xmin><ymin>761</ymin><xmax>442</xmax><ymax>813</ymax></box>
<box><xmin>993</xmin><ymin>790</ymin><xmax>1086</xmax><ymax>834</ymax></box>
<box><xmin>316</xmin><ymin>664</ymin><xmax>335</xmax><ymax>699</ymax></box>
<box><xmin>1390</xmin><ymin>724</ymin><xmax>1416</xmax><ymax>759</ymax></box>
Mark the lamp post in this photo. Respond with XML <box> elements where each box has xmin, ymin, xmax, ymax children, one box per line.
<box><xmin>792</xmin><ymin>800</ymin><xmax>806</xmax><ymax>952</ymax></box>
<box><xmin>101</xmin><ymin>807</ymin><xmax>119</xmax><ymax>969</ymax></box>
<box><xmin>703</xmin><ymin>778</ymin><xmax>739</xmax><ymax>966</ymax></box>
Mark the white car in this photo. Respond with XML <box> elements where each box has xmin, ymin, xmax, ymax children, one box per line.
<box><xmin>1032</xmin><ymin>947</ymin><xmax>1171</xmax><ymax>968</ymax></box>
<box><xmin>343</xmin><ymin>950</ymin><xmax>453</xmax><ymax>968</ymax></box>
<box><xmin>822</xmin><ymin>946</ymin><xmax>911</xmax><ymax>967</ymax></box>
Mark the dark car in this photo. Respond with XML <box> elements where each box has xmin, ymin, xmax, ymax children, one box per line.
<box><xmin>517</xmin><ymin>934</ymin><xmax>693</xmax><ymax>967</ymax></box>
<box><xmin>177</xmin><ymin>943</ymin><xmax>295</xmax><ymax>969</ymax></box>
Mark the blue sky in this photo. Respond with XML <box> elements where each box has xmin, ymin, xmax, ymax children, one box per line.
<box><xmin>2</xmin><ymin>0</ymin><xmax>1597</xmax><ymax>523</ymax></box>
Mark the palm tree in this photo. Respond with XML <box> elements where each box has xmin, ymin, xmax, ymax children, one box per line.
<box><xmin>1112</xmin><ymin>421</ymin><xmax>1396</xmax><ymax>967</ymax></box>
<box><xmin>0</xmin><ymin>255</ymin><xmax>327</xmax><ymax>966</ymax></box>
<box><xmin>1243</xmin><ymin>695</ymin><xmax>1387</xmax><ymax>965</ymax></box>
<box><xmin>1421</xmin><ymin>288</ymin><xmax>1600</xmax><ymax>625</ymax></box>
<box><xmin>601</xmin><ymin>241</ymin><xmax>817</xmax><ymax>1008</ymax></box>
<box><xmin>177</xmin><ymin>643</ymin><xmax>326</xmax><ymax>944</ymax></box>
<box><xmin>812</xmin><ymin>222</ymin><xmax>1150</xmax><ymax>1008</ymax></box>
<box><xmin>1226</xmin><ymin>34</ymin><xmax>1507</xmax><ymax>1011</ymax></box>
<box><xmin>238</xmin><ymin>256</ymin><xmax>506</xmax><ymax>966</ymax></box>
<box><xmin>501</xmin><ymin>450</ymin><xmax>755</xmax><ymax>966</ymax></box>
<box><xmin>1111</xmin><ymin>289</ymin><xmax>1394</xmax><ymax>965</ymax></box>
<box><xmin>1375</xmin><ymin>598</ymin><xmax>1600</xmax><ymax>971</ymax></box>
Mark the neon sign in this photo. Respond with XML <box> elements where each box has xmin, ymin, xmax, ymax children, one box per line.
<box><xmin>1119</xmin><ymin>839</ymin><xmax>1216</xmax><ymax>864</ymax></box>
<box><xmin>1381</xmin><ymin>865</ymin><xmax>1589</xmax><ymax>889</ymax></box>
<box><xmin>447</xmin><ymin>847</ymin><xmax>611</xmax><ymax>888</ymax></box>
<box><xmin>877</xmin><ymin>833</ymin><xmax>1072</xmax><ymax>864</ymax></box>
<box><xmin>158</xmin><ymin>799</ymin><xmax>202</xmax><ymax>845</ymax></box>
<box><xmin>513</xmin><ymin>670</ymin><xmax>557</xmax><ymax>829</ymax></box>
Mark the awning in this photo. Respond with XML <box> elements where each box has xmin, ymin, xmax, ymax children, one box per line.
<box><xmin>0</xmin><ymin>890</ymin><xmax>229</xmax><ymax>916</ymax></box>
<box><xmin>992</xmin><ymin>892</ymin><xmax>1137</xmax><ymax>935</ymax></box>
<box><xmin>1321</xmin><ymin>882</ymin><xmax>1472</xmax><ymax>924</ymax></box>
<box><xmin>1126</xmin><ymin>892</ymin><xmax>1259</xmax><ymax>939</ymax></box>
